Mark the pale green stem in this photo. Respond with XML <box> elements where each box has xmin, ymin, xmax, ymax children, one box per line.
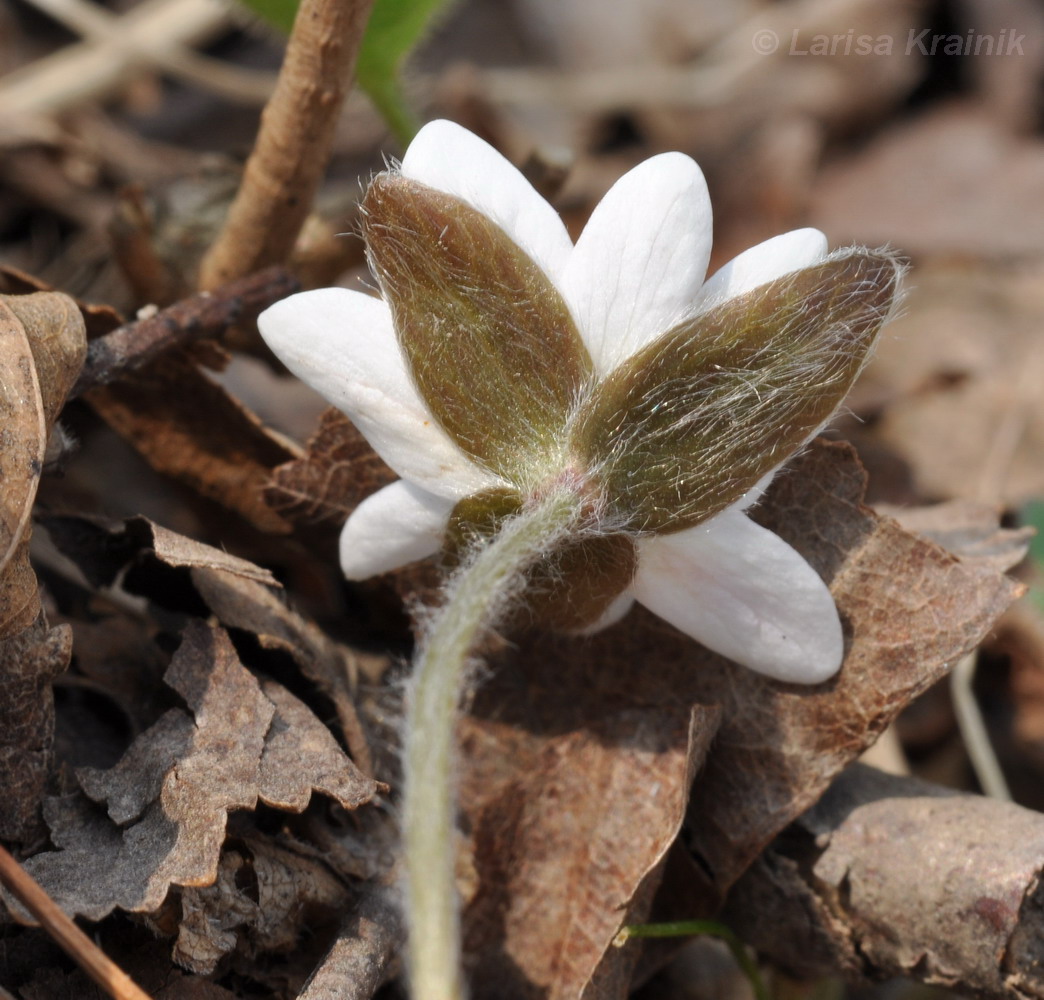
<box><xmin>403</xmin><ymin>487</ymin><xmax>584</xmax><ymax>1000</ymax></box>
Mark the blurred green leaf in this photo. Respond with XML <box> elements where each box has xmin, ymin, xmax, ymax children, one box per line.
<box><xmin>1021</xmin><ymin>499</ymin><xmax>1044</xmax><ymax>612</ymax></box>
<box><xmin>241</xmin><ymin>0</ymin><xmax>295</xmax><ymax>33</ymax></box>
<box><xmin>356</xmin><ymin>0</ymin><xmax>455</xmax><ymax>146</ymax></box>
<box><xmin>236</xmin><ymin>0</ymin><xmax>453</xmax><ymax>146</ymax></box>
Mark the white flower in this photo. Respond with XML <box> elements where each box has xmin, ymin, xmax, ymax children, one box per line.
<box><xmin>259</xmin><ymin>119</ymin><xmax>900</xmax><ymax>684</ymax></box>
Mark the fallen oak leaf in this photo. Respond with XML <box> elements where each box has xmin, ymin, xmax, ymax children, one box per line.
<box><xmin>42</xmin><ymin>512</ymin><xmax>378</xmax><ymax>774</ymax></box>
<box><xmin>258</xmin><ymin>679</ymin><xmax>381</xmax><ymax>812</ymax></box>
<box><xmin>6</xmin><ymin>623</ymin><xmax>378</xmax><ymax>926</ymax></box>
<box><xmin>190</xmin><ymin>566</ymin><xmax>381</xmax><ymax>776</ymax></box>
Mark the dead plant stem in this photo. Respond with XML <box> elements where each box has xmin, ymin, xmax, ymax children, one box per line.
<box><xmin>198</xmin><ymin>0</ymin><xmax>376</xmax><ymax>290</ymax></box>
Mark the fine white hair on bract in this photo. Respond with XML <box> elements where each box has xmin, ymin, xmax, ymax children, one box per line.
<box><xmin>257</xmin><ymin>118</ymin><xmax>904</xmax><ymax>684</ymax></box>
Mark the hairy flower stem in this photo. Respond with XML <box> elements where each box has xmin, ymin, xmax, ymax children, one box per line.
<box><xmin>403</xmin><ymin>487</ymin><xmax>586</xmax><ymax>1000</ymax></box>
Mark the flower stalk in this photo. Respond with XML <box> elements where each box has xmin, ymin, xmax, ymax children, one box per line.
<box><xmin>403</xmin><ymin>487</ymin><xmax>586</xmax><ymax>1000</ymax></box>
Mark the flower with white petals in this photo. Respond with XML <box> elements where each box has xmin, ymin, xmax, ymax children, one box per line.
<box><xmin>259</xmin><ymin>119</ymin><xmax>901</xmax><ymax>684</ymax></box>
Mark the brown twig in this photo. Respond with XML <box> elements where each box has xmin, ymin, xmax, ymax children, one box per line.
<box><xmin>299</xmin><ymin>887</ymin><xmax>404</xmax><ymax>999</ymax></box>
<box><xmin>0</xmin><ymin>842</ymin><xmax>152</xmax><ymax>1000</ymax></box>
<box><xmin>70</xmin><ymin>266</ymin><xmax>299</xmax><ymax>398</ymax></box>
<box><xmin>198</xmin><ymin>0</ymin><xmax>376</xmax><ymax>291</ymax></box>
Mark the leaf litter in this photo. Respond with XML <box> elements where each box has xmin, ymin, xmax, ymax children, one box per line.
<box><xmin>2</xmin><ymin>0</ymin><xmax>1044</xmax><ymax>996</ymax></box>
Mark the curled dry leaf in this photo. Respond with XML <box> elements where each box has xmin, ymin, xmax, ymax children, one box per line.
<box><xmin>0</xmin><ymin>291</ymin><xmax>85</xmax><ymax>842</ymax></box>
<box><xmin>451</xmin><ymin>441</ymin><xmax>1022</xmax><ymax>999</ymax></box>
<box><xmin>43</xmin><ymin>513</ymin><xmax>278</xmax><ymax>591</ymax></box>
<box><xmin>192</xmin><ymin>568</ymin><xmax>382</xmax><ymax>777</ymax></box>
<box><xmin>0</xmin><ymin>265</ymin><xmax>123</xmax><ymax>339</ymax></box>
<box><xmin>724</xmin><ymin>764</ymin><xmax>1044</xmax><ymax>998</ymax></box>
<box><xmin>7</xmin><ymin>623</ymin><xmax>378</xmax><ymax>928</ymax></box>
<box><xmin>0</xmin><ymin>292</ymin><xmax>87</xmax><ymax>635</ymax></box>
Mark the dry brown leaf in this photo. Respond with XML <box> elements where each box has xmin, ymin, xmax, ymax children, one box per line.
<box><xmin>258</xmin><ymin>679</ymin><xmax>378</xmax><ymax>810</ymax></box>
<box><xmin>0</xmin><ymin>297</ymin><xmax>47</xmax><ymax>583</ymax></box>
<box><xmin>43</xmin><ymin>512</ymin><xmax>278</xmax><ymax>590</ymax></box>
<box><xmin>264</xmin><ymin>407</ymin><xmax>396</xmax><ymax>527</ymax></box>
<box><xmin>451</xmin><ymin>440</ymin><xmax>1021</xmax><ymax>998</ymax></box>
<box><xmin>173</xmin><ymin>837</ymin><xmax>350</xmax><ymax>974</ymax></box>
<box><xmin>684</xmin><ymin>441</ymin><xmax>1023</xmax><ymax>896</ymax></box>
<box><xmin>10</xmin><ymin>623</ymin><xmax>377</xmax><ymax>924</ymax></box>
<box><xmin>191</xmin><ymin>566</ymin><xmax>382</xmax><ymax>776</ymax></box>
<box><xmin>139</xmin><ymin>516</ymin><xmax>279</xmax><ymax>586</ymax></box>
<box><xmin>878</xmin><ymin>498</ymin><xmax>1033</xmax><ymax>575</ymax></box>
<box><xmin>86</xmin><ymin>352</ymin><xmax>299</xmax><ymax>534</ymax></box>
<box><xmin>724</xmin><ymin>764</ymin><xmax>1044</xmax><ymax>997</ymax></box>
<box><xmin>43</xmin><ymin>511</ymin><xmax>379</xmax><ymax>774</ymax></box>
<box><xmin>460</xmin><ymin>700</ymin><xmax>719</xmax><ymax>1000</ymax></box>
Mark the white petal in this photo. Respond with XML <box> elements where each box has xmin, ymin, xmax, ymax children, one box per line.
<box><xmin>575</xmin><ymin>589</ymin><xmax>635</xmax><ymax>635</ymax></box>
<box><xmin>736</xmin><ymin>469</ymin><xmax>778</xmax><ymax>511</ymax></box>
<box><xmin>696</xmin><ymin>228</ymin><xmax>828</xmax><ymax>309</ymax></box>
<box><xmin>258</xmin><ymin>288</ymin><xmax>502</xmax><ymax>499</ymax></box>
<box><xmin>562</xmin><ymin>152</ymin><xmax>712</xmax><ymax>374</ymax></box>
<box><xmin>400</xmin><ymin>119</ymin><xmax>574</xmax><ymax>283</ymax></box>
<box><xmin>339</xmin><ymin>480</ymin><xmax>454</xmax><ymax>579</ymax></box>
<box><xmin>634</xmin><ymin>508</ymin><xmax>842</xmax><ymax>683</ymax></box>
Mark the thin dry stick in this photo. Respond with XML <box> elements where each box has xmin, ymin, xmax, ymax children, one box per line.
<box><xmin>0</xmin><ymin>0</ymin><xmax>230</xmax><ymax>120</ymax></box>
<box><xmin>23</xmin><ymin>0</ymin><xmax>277</xmax><ymax>105</ymax></box>
<box><xmin>299</xmin><ymin>887</ymin><xmax>404</xmax><ymax>999</ymax></box>
<box><xmin>198</xmin><ymin>0</ymin><xmax>376</xmax><ymax>290</ymax></box>
<box><xmin>69</xmin><ymin>266</ymin><xmax>299</xmax><ymax>398</ymax></box>
<box><xmin>0</xmin><ymin>842</ymin><xmax>152</xmax><ymax>1000</ymax></box>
